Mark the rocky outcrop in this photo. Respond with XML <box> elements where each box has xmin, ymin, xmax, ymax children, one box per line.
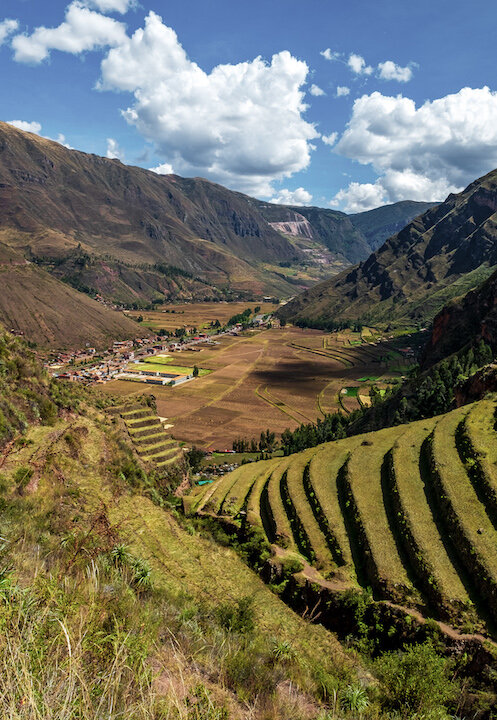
<box><xmin>422</xmin><ymin>268</ymin><xmax>497</xmax><ymax>367</ymax></box>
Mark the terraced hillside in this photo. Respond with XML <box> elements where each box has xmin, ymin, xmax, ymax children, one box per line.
<box><xmin>187</xmin><ymin>397</ymin><xmax>497</xmax><ymax>635</ymax></box>
<box><xmin>110</xmin><ymin>402</ymin><xmax>183</xmax><ymax>468</ymax></box>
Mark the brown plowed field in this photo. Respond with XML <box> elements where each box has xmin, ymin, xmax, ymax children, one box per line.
<box><xmin>103</xmin><ymin>327</ymin><xmax>410</xmax><ymax>450</ymax></box>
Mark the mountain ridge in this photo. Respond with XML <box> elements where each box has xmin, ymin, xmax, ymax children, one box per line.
<box><xmin>278</xmin><ymin>168</ymin><xmax>497</xmax><ymax>328</ymax></box>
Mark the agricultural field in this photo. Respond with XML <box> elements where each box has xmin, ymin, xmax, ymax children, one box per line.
<box><xmin>186</xmin><ymin>397</ymin><xmax>497</xmax><ymax>637</ymax></box>
<box><xmin>102</xmin><ymin>325</ymin><xmax>414</xmax><ymax>450</ymax></box>
<box><xmin>127</xmin><ymin>301</ymin><xmax>279</xmax><ymax>333</ymax></box>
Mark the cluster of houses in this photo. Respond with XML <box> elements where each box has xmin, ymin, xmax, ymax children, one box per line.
<box><xmin>46</xmin><ymin>311</ymin><xmax>276</xmax><ymax>385</ymax></box>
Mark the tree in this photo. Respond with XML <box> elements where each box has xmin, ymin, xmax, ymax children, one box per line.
<box><xmin>193</xmin><ymin>365</ymin><xmax>199</xmax><ymax>377</ymax></box>
<box><xmin>186</xmin><ymin>446</ymin><xmax>206</xmax><ymax>472</ymax></box>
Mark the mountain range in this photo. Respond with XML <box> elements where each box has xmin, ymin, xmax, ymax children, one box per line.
<box><xmin>278</xmin><ymin>168</ymin><xmax>497</xmax><ymax>328</ymax></box>
<box><xmin>0</xmin><ymin>121</ymin><xmax>438</xmax><ymax>348</ymax></box>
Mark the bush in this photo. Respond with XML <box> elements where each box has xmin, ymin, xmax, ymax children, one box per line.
<box><xmin>374</xmin><ymin>640</ymin><xmax>459</xmax><ymax>715</ymax></box>
<box><xmin>13</xmin><ymin>465</ymin><xmax>33</xmax><ymax>493</ymax></box>
<box><xmin>217</xmin><ymin>595</ymin><xmax>256</xmax><ymax>634</ymax></box>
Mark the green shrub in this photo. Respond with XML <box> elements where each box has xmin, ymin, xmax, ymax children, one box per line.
<box><xmin>374</xmin><ymin>641</ymin><xmax>459</xmax><ymax>715</ymax></box>
<box><xmin>13</xmin><ymin>465</ymin><xmax>34</xmax><ymax>492</ymax></box>
<box><xmin>217</xmin><ymin>595</ymin><xmax>255</xmax><ymax>634</ymax></box>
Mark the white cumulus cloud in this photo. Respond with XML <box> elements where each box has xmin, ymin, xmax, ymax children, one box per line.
<box><xmin>270</xmin><ymin>187</ymin><xmax>313</xmax><ymax>206</ymax></box>
<box><xmin>106</xmin><ymin>137</ymin><xmax>124</xmax><ymax>160</ymax></box>
<box><xmin>0</xmin><ymin>18</ymin><xmax>19</xmax><ymax>45</ymax></box>
<box><xmin>11</xmin><ymin>1</ymin><xmax>126</xmax><ymax>63</ymax></box>
<box><xmin>321</xmin><ymin>132</ymin><xmax>338</xmax><ymax>147</ymax></box>
<box><xmin>348</xmin><ymin>53</ymin><xmax>373</xmax><ymax>76</ymax></box>
<box><xmin>309</xmin><ymin>84</ymin><xmax>325</xmax><ymax>96</ymax></box>
<box><xmin>151</xmin><ymin>162</ymin><xmax>174</xmax><ymax>175</ymax></box>
<box><xmin>7</xmin><ymin>119</ymin><xmax>42</xmax><ymax>134</ymax></box>
<box><xmin>336</xmin><ymin>86</ymin><xmax>350</xmax><ymax>97</ymax></box>
<box><xmin>331</xmin><ymin>181</ymin><xmax>387</xmax><ymax>213</ymax></box>
<box><xmin>320</xmin><ymin>48</ymin><xmax>341</xmax><ymax>61</ymax></box>
<box><xmin>331</xmin><ymin>86</ymin><xmax>497</xmax><ymax>211</ymax></box>
<box><xmin>98</xmin><ymin>11</ymin><xmax>318</xmax><ymax>196</ymax></box>
<box><xmin>378</xmin><ymin>60</ymin><xmax>413</xmax><ymax>83</ymax></box>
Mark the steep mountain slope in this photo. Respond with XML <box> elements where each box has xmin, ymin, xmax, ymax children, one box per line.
<box><xmin>0</xmin><ymin>329</ymin><xmax>358</xmax><ymax>719</ymax></box>
<box><xmin>0</xmin><ymin>243</ymin><xmax>144</xmax><ymax>349</ymax></box>
<box><xmin>279</xmin><ymin>169</ymin><xmax>497</xmax><ymax>327</ymax></box>
<box><xmin>0</xmin><ymin>121</ymin><xmax>301</xmax><ymax>298</ymax></box>
<box><xmin>252</xmin><ymin>200</ymin><xmax>370</xmax><ymax>264</ymax></box>
<box><xmin>423</xmin><ymin>266</ymin><xmax>497</xmax><ymax>367</ymax></box>
<box><xmin>349</xmin><ymin>201</ymin><xmax>437</xmax><ymax>252</ymax></box>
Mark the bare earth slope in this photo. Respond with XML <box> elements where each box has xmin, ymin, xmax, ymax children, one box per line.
<box><xmin>0</xmin><ymin>121</ymin><xmax>301</xmax><ymax>297</ymax></box>
<box><xmin>0</xmin><ymin>254</ymin><xmax>144</xmax><ymax>349</ymax></box>
<box><xmin>279</xmin><ymin>169</ymin><xmax>497</xmax><ymax>327</ymax></box>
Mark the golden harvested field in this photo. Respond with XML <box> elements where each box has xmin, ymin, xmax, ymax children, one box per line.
<box><xmin>127</xmin><ymin>301</ymin><xmax>279</xmax><ymax>332</ymax></box>
<box><xmin>103</xmin><ymin>326</ymin><xmax>411</xmax><ymax>450</ymax></box>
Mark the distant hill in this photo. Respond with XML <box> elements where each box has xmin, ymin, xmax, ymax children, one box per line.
<box><xmin>0</xmin><ymin>121</ymin><xmax>306</xmax><ymax>300</ymax></box>
<box><xmin>278</xmin><ymin>169</ymin><xmax>497</xmax><ymax>328</ymax></box>
<box><xmin>0</xmin><ymin>247</ymin><xmax>144</xmax><ymax>350</ymax></box>
<box><xmin>349</xmin><ymin>200</ymin><xmax>437</xmax><ymax>252</ymax></box>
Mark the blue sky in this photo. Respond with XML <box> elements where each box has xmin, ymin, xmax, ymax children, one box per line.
<box><xmin>2</xmin><ymin>0</ymin><xmax>497</xmax><ymax>211</ymax></box>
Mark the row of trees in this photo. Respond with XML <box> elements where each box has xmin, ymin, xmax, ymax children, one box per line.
<box><xmin>295</xmin><ymin>316</ymin><xmax>364</xmax><ymax>333</ymax></box>
<box><xmin>232</xmin><ymin>429</ymin><xmax>276</xmax><ymax>453</ymax></box>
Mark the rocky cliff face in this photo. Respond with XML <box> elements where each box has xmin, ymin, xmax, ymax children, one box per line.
<box><xmin>278</xmin><ymin>168</ymin><xmax>497</xmax><ymax>327</ymax></box>
<box><xmin>422</xmin><ymin>268</ymin><xmax>497</xmax><ymax>367</ymax></box>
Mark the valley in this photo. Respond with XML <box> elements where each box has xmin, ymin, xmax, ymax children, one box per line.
<box><xmin>101</xmin><ymin>321</ymin><xmax>415</xmax><ymax>450</ymax></box>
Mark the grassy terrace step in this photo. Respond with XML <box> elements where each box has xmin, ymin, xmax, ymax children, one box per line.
<box><xmin>284</xmin><ymin>450</ymin><xmax>335</xmax><ymax>573</ymax></box>
<box><xmin>128</xmin><ymin>423</ymin><xmax>164</xmax><ymax>438</ymax></box>
<box><xmin>221</xmin><ymin>461</ymin><xmax>279</xmax><ymax>518</ymax></box>
<box><xmin>124</xmin><ymin>416</ymin><xmax>161</xmax><ymax>430</ymax></box>
<box><xmin>343</xmin><ymin>426</ymin><xmax>416</xmax><ymax>603</ymax></box>
<box><xmin>200</xmin><ymin>468</ymin><xmax>249</xmax><ymax>515</ymax></box>
<box><xmin>157</xmin><ymin>452</ymin><xmax>184</xmax><ymax>468</ymax></box>
<box><xmin>306</xmin><ymin>437</ymin><xmax>365</xmax><ymax>581</ymax></box>
<box><xmin>460</xmin><ymin>400</ymin><xmax>497</xmax><ymax>524</ymax></box>
<box><xmin>187</xmin><ymin>478</ymin><xmax>221</xmax><ymax>514</ymax></box>
<box><xmin>144</xmin><ymin>446</ymin><xmax>181</xmax><ymax>462</ymax></box>
<box><xmin>120</xmin><ymin>408</ymin><xmax>154</xmax><ymax>420</ymax></box>
<box><xmin>134</xmin><ymin>434</ymin><xmax>175</xmax><ymax>448</ymax></box>
<box><xmin>427</xmin><ymin>406</ymin><xmax>497</xmax><ymax>623</ymax></box>
<box><xmin>137</xmin><ymin>441</ymin><xmax>172</xmax><ymax>457</ymax></box>
<box><xmin>246</xmin><ymin>459</ymin><xmax>286</xmax><ymax>527</ymax></box>
<box><xmin>266</xmin><ymin>459</ymin><xmax>295</xmax><ymax>550</ymax></box>
<box><xmin>388</xmin><ymin>418</ymin><xmax>470</xmax><ymax>619</ymax></box>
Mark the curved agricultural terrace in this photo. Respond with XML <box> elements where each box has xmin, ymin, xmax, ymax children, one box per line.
<box><xmin>186</xmin><ymin>398</ymin><xmax>497</xmax><ymax>637</ymax></box>
<box><xmin>103</xmin><ymin>324</ymin><xmax>414</xmax><ymax>450</ymax></box>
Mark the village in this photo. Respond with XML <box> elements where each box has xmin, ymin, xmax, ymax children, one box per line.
<box><xmin>43</xmin><ymin>310</ymin><xmax>277</xmax><ymax>385</ymax></box>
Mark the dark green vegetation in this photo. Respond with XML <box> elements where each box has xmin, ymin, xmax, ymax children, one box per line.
<box><xmin>279</xmin><ymin>168</ymin><xmax>497</xmax><ymax>328</ymax></box>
